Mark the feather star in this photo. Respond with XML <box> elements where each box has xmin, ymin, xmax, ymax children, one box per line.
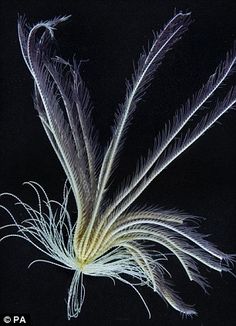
<box><xmin>0</xmin><ymin>12</ymin><xmax>235</xmax><ymax>320</ymax></box>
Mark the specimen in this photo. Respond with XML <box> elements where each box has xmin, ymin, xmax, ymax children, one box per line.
<box><xmin>0</xmin><ymin>11</ymin><xmax>235</xmax><ymax>319</ymax></box>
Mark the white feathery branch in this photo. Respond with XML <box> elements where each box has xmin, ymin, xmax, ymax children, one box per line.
<box><xmin>105</xmin><ymin>86</ymin><xmax>236</xmax><ymax>226</ymax></box>
<box><xmin>83</xmin><ymin>12</ymin><xmax>192</xmax><ymax>255</ymax></box>
<box><xmin>106</xmin><ymin>44</ymin><xmax>236</xmax><ymax>218</ymax></box>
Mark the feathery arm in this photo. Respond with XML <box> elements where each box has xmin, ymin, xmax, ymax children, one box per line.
<box><xmin>18</xmin><ymin>16</ymin><xmax>97</xmax><ymax>220</ymax></box>
<box><xmin>81</xmin><ymin>12</ymin><xmax>192</xmax><ymax>255</ymax></box>
<box><xmin>106</xmin><ymin>86</ymin><xmax>236</xmax><ymax>225</ymax></box>
<box><xmin>97</xmin><ymin>12</ymin><xmax>191</xmax><ymax>210</ymax></box>
<box><xmin>106</xmin><ymin>43</ymin><xmax>236</xmax><ymax>218</ymax></box>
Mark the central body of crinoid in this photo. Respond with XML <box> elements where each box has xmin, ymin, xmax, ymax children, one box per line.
<box><xmin>76</xmin><ymin>257</ymin><xmax>91</xmax><ymax>271</ymax></box>
<box><xmin>73</xmin><ymin>223</ymin><xmax>108</xmax><ymax>272</ymax></box>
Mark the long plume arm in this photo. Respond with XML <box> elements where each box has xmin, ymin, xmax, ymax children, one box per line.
<box><xmin>45</xmin><ymin>57</ymin><xmax>98</xmax><ymax>189</ymax></box>
<box><xmin>86</xmin><ymin>209</ymin><xmax>231</xmax><ymax>266</ymax></box>
<box><xmin>105</xmin><ymin>43</ymin><xmax>236</xmax><ymax>218</ymax></box>
<box><xmin>18</xmin><ymin>16</ymin><xmax>97</xmax><ymax>221</ymax></box>
<box><xmin>97</xmin><ymin>11</ymin><xmax>191</xmax><ymax>211</ymax></box>
<box><xmin>82</xmin><ymin>209</ymin><xmax>234</xmax><ymax>314</ymax></box>
<box><xmin>86</xmin><ymin>83</ymin><xmax>236</xmax><ymax>256</ymax></box>
<box><xmin>83</xmin><ymin>243</ymin><xmax>198</xmax><ymax>316</ymax></box>
<box><xmin>105</xmin><ymin>85</ymin><xmax>236</xmax><ymax>227</ymax></box>
<box><xmin>115</xmin><ymin>86</ymin><xmax>236</xmax><ymax>218</ymax></box>
<box><xmin>82</xmin><ymin>12</ymin><xmax>192</xmax><ymax>254</ymax></box>
<box><xmin>120</xmin><ymin>242</ymin><xmax>197</xmax><ymax>316</ymax></box>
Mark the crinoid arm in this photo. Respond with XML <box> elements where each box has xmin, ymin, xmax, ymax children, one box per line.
<box><xmin>18</xmin><ymin>15</ymin><xmax>99</xmax><ymax>227</ymax></box>
<box><xmin>0</xmin><ymin>11</ymin><xmax>235</xmax><ymax>320</ymax></box>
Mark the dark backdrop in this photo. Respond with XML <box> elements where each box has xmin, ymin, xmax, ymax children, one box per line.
<box><xmin>0</xmin><ymin>1</ymin><xmax>235</xmax><ymax>326</ymax></box>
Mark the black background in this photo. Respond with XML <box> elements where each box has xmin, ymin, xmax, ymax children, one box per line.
<box><xmin>0</xmin><ymin>1</ymin><xmax>235</xmax><ymax>326</ymax></box>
